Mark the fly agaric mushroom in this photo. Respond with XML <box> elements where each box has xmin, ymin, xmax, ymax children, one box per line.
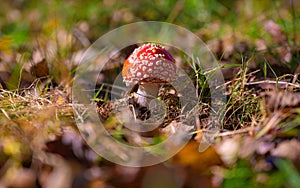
<box><xmin>122</xmin><ymin>43</ymin><xmax>176</xmax><ymax>107</ymax></box>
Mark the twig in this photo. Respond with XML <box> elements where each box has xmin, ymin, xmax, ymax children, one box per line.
<box><xmin>129</xmin><ymin>104</ymin><xmax>137</xmax><ymax>120</ymax></box>
<box><xmin>216</xmin><ymin>70</ymin><xmax>261</xmax><ymax>89</ymax></box>
<box><xmin>73</xmin><ymin>28</ymin><xmax>91</xmax><ymax>48</ymax></box>
<box><xmin>192</xmin><ymin>127</ymin><xmax>255</xmax><ymax>137</ymax></box>
<box><xmin>245</xmin><ymin>80</ymin><xmax>300</xmax><ymax>88</ymax></box>
<box><xmin>1</xmin><ymin>108</ymin><xmax>11</xmax><ymax>120</ymax></box>
<box><xmin>292</xmin><ymin>73</ymin><xmax>299</xmax><ymax>84</ymax></box>
<box><xmin>217</xmin><ymin>127</ymin><xmax>254</xmax><ymax>137</ymax></box>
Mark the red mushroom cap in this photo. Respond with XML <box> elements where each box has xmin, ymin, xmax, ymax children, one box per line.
<box><xmin>122</xmin><ymin>43</ymin><xmax>176</xmax><ymax>85</ymax></box>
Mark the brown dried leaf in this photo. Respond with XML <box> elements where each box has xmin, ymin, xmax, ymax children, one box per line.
<box><xmin>264</xmin><ymin>20</ymin><xmax>292</xmax><ymax>62</ymax></box>
<box><xmin>271</xmin><ymin>139</ymin><xmax>300</xmax><ymax>161</ymax></box>
<box><xmin>264</xmin><ymin>20</ymin><xmax>287</xmax><ymax>44</ymax></box>
<box><xmin>31</xmin><ymin>59</ymin><xmax>49</xmax><ymax>78</ymax></box>
<box><xmin>255</xmin><ymin>141</ymin><xmax>275</xmax><ymax>155</ymax></box>
<box><xmin>238</xmin><ymin>136</ymin><xmax>256</xmax><ymax>158</ymax></box>
<box><xmin>1</xmin><ymin>167</ymin><xmax>36</xmax><ymax>188</ymax></box>
<box><xmin>31</xmin><ymin>50</ymin><xmax>49</xmax><ymax>78</ymax></box>
<box><xmin>262</xmin><ymin>91</ymin><xmax>300</xmax><ymax>114</ymax></box>
<box><xmin>215</xmin><ymin>137</ymin><xmax>239</xmax><ymax>166</ymax></box>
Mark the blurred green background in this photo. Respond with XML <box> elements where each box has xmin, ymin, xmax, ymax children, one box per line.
<box><xmin>0</xmin><ymin>0</ymin><xmax>299</xmax><ymax>50</ymax></box>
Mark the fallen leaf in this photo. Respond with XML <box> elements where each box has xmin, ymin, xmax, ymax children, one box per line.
<box><xmin>261</xmin><ymin>91</ymin><xmax>300</xmax><ymax>114</ymax></box>
<box><xmin>172</xmin><ymin>141</ymin><xmax>222</xmax><ymax>171</ymax></box>
<box><xmin>264</xmin><ymin>20</ymin><xmax>287</xmax><ymax>44</ymax></box>
<box><xmin>264</xmin><ymin>20</ymin><xmax>292</xmax><ymax>62</ymax></box>
<box><xmin>271</xmin><ymin>139</ymin><xmax>300</xmax><ymax>161</ymax></box>
<box><xmin>238</xmin><ymin>136</ymin><xmax>256</xmax><ymax>158</ymax></box>
<box><xmin>215</xmin><ymin>137</ymin><xmax>239</xmax><ymax>166</ymax></box>
<box><xmin>255</xmin><ymin>141</ymin><xmax>275</xmax><ymax>155</ymax></box>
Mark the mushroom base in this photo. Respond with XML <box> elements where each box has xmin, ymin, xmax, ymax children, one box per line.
<box><xmin>136</xmin><ymin>83</ymin><xmax>160</xmax><ymax>107</ymax></box>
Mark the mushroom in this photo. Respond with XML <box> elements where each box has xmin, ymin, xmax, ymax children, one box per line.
<box><xmin>122</xmin><ymin>43</ymin><xmax>176</xmax><ymax>107</ymax></box>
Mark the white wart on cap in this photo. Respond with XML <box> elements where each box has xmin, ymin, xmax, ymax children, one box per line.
<box><xmin>122</xmin><ymin>43</ymin><xmax>176</xmax><ymax>86</ymax></box>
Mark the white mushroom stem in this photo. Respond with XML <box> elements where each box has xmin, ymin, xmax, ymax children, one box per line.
<box><xmin>136</xmin><ymin>83</ymin><xmax>160</xmax><ymax>107</ymax></box>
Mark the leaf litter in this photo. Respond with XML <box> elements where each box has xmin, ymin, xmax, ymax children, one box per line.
<box><xmin>0</xmin><ymin>2</ymin><xmax>300</xmax><ymax>187</ymax></box>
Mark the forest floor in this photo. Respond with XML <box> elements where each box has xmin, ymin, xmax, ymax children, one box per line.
<box><xmin>0</xmin><ymin>0</ymin><xmax>300</xmax><ymax>187</ymax></box>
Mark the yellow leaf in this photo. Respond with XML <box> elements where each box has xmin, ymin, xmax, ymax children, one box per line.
<box><xmin>0</xmin><ymin>35</ymin><xmax>13</xmax><ymax>52</ymax></box>
<box><xmin>171</xmin><ymin>141</ymin><xmax>222</xmax><ymax>172</ymax></box>
<box><xmin>57</xmin><ymin>96</ymin><xmax>65</xmax><ymax>105</ymax></box>
<box><xmin>3</xmin><ymin>138</ymin><xmax>21</xmax><ymax>156</ymax></box>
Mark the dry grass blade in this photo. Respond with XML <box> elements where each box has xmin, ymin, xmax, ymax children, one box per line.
<box><xmin>222</xmin><ymin>68</ymin><xmax>262</xmax><ymax>130</ymax></box>
<box><xmin>256</xmin><ymin>91</ymin><xmax>300</xmax><ymax>138</ymax></box>
<box><xmin>256</xmin><ymin>111</ymin><xmax>290</xmax><ymax>138</ymax></box>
